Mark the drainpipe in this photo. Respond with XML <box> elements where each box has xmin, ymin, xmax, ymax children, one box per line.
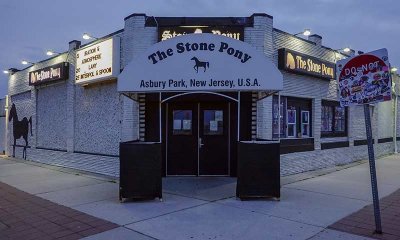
<box><xmin>394</xmin><ymin>94</ymin><xmax>398</xmax><ymax>153</ymax></box>
<box><xmin>393</xmin><ymin>73</ymin><xmax>398</xmax><ymax>153</ymax></box>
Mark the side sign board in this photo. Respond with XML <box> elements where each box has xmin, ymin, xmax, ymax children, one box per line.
<box><xmin>118</xmin><ymin>33</ymin><xmax>283</xmax><ymax>93</ymax></box>
<box><xmin>337</xmin><ymin>48</ymin><xmax>391</xmax><ymax>107</ymax></box>
<box><xmin>278</xmin><ymin>48</ymin><xmax>336</xmax><ymax>80</ymax></box>
<box><xmin>75</xmin><ymin>37</ymin><xmax>120</xmax><ymax>85</ymax></box>
<box><xmin>29</xmin><ymin>62</ymin><xmax>69</xmax><ymax>86</ymax></box>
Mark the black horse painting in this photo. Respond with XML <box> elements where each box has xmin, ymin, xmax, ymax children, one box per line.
<box><xmin>9</xmin><ymin>103</ymin><xmax>32</xmax><ymax>159</ymax></box>
<box><xmin>191</xmin><ymin>57</ymin><xmax>209</xmax><ymax>73</ymax></box>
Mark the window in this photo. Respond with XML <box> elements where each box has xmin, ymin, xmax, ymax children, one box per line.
<box><xmin>173</xmin><ymin>110</ymin><xmax>192</xmax><ymax>135</ymax></box>
<box><xmin>203</xmin><ymin>110</ymin><xmax>224</xmax><ymax>135</ymax></box>
<box><xmin>321</xmin><ymin>101</ymin><xmax>347</xmax><ymax>137</ymax></box>
<box><xmin>273</xmin><ymin>96</ymin><xmax>312</xmax><ymax>139</ymax></box>
<box><xmin>301</xmin><ymin>111</ymin><xmax>310</xmax><ymax>137</ymax></box>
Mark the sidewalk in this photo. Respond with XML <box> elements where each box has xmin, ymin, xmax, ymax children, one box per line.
<box><xmin>1</xmin><ymin>155</ymin><xmax>400</xmax><ymax>240</ymax></box>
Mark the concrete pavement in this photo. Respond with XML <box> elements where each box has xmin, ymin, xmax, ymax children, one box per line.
<box><xmin>1</xmin><ymin>155</ymin><xmax>400</xmax><ymax>239</ymax></box>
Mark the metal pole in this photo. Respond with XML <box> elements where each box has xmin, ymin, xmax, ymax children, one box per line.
<box><xmin>237</xmin><ymin>91</ymin><xmax>240</xmax><ymax>142</ymax></box>
<box><xmin>393</xmin><ymin>93</ymin><xmax>398</xmax><ymax>153</ymax></box>
<box><xmin>363</xmin><ymin>104</ymin><xmax>382</xmax><ymax>234</ymax></box>
<box><xmin>159</xmin><ymin>93</ymin><xmax>162</xmax><ymax>143</ymax></box>
<box><xmin>278</xmin><ymin>93</ymin><xmax>281</xmax><ymax>141</ymax></box>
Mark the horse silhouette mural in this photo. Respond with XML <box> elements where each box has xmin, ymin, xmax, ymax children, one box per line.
<box><xmin>191</xmin><ymin>57</ymin><xmax>209</xmax><ymax>73</ymax></box>
<box><xmin>9</xmin><ymin>103</ymin><xmax>32</xmax><ymax>159</ymax></box>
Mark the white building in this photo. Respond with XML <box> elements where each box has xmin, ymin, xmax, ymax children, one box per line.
<box><xmin>5</xmin><ymin>13</ymin><xmax>400</xmax><ymax>177</ymax></box>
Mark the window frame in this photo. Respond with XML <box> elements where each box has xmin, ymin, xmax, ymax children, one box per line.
<box><xmin>321</xmin><ymin>100</ymin><xmax>348</xmax><ymax>138</ymax></box>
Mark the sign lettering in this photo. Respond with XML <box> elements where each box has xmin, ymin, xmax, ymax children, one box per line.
<box><xmin>278</xmin><ymin>48</ymin><xmax>335</xmax><ymax>80</ymax></box>
<box><xmin>159</xmin><ymin>26</ymin><xmax>244</xmax><ymax>41</ymax></box>
<box><xmin>75</xmin><ymin>37</ymin><xmax>120</xmax><ymax>85</ymax></box>
<box><xmin>29</xmin><ymin>62</ymin><xmax>69</xmax><ymax>86</ymax></box>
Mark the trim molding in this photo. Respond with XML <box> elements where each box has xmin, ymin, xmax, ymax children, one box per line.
<box><xmin>378</xmin><ymin>137</ymin><xmax>393</xmax><ymax>144</ymax></box>
<box><xmin>73</xmin><ymin>151</ymin><xmax>119</xmax><ymax>158</ymax></box>
<box><xmin>354</xmin><ymin>139</ymin><xmax>375</xmax><ymax>146</ymax></box>
<box><xmin>36</xmin><ymin>147</ymin><xmax>67</xmax><ymax>152</ymax></box>
<box><xmin>321</xmin><ymin>141</ymin><xmax>349</xmax><ymax>150</ymax></box>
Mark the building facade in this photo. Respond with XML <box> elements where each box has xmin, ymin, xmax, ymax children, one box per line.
<box><xmin>5</xmin><ymin>13</ymin><xmax>400</xmax><ymax>177</ymax></box>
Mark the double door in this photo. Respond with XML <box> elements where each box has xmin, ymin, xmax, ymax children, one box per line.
<box><xmin>166</xmin><ymin>102</ymin><xmax>230</xmax><ymax>176</ymax></box>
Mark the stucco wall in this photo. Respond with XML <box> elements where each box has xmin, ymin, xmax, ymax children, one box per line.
<box><xmin>74</xmin><ymin>82</ymin><xmax>121</xmax><ymax>156</ymax></box>
<box><xmin>36</xmin><ymin>83</ymin><xmax>68</xmax><ymax>150</ymax></box>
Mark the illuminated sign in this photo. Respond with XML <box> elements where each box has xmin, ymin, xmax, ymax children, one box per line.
<box><xmin>278</xmin><ymin>48</ymin><xmax>336</xmax><ymax>80</ymax></box>
<box><xmin>75</xmin><ymin>37</ymin><xmax>120</xmax><ymax>85</ymax></box>
<box><xmin>159</xmin><ymin>26</ymin><xmax>244</xmax><ymax>41</ymax></box>
<box><xmin>118</xmin><ymin>34</ymin><xmax>283</xmax><ymax>93</ymax></box>
<box><xmin>29</xmin><ymin>62</ymin><xmax>69</xmax><ymax>86</ymax></box>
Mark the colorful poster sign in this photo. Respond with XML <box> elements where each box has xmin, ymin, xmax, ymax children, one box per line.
<box><xmin>29</xmin><ymin>62</ymin><xmax>69</xmax><ymax>86</ymax></box>
<box><xmin>278</xmin><ymin>48</ymin><xmax>336</xmax><ymax>80</ymax></box>
<box><xmin>337</xmin><ymin>48</ymin><xmax>391</xmax><ymax>107</ymax></box>
<box><xmin>118</xmin><ymin>34</ymin><xmax>283</xmax><ymax>93</ymax></box>
<box><xmin>75</xmin><ymin>37</ymin><xmax>120</xmax><ymax>85</ymax></box>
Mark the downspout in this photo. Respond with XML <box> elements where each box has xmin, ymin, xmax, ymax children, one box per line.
<box><xmin>394</xmin><ymin>93</ymin><xmax>398</xmax><ymax>153</ymax></box>
<box><xmin>393</xmin><ymin>74</ymin><xmax>398</xmax><ymax>153</ymax></box>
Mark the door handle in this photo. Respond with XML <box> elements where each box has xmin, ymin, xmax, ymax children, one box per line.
<box><xmin>199</xmin><ymin>138</ymin><xmax>205</xmax><ymax>148</ymax></box>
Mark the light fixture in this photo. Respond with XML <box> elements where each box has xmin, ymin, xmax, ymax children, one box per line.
<box><xmin>3</xmin><ymin>70</ymin><xmax>9</xmax><ymax>74</ymax></box>
<box><xmin>46</xmin><ymin>50</ymin><xmax>59</xmax><ymax>56</ymax></box>
<box><xmin>83</xmin><ymin>33</ymin><xmax>98</xmax><ymax>40</ymax></box>
<box><xmin>335</xmin><ymin>47</ymin><xmax>351</xmax><ymax>53</ymax></box>
<box><xmin>294</xmin><ymin>29</ymin><xmax>311</xmax><ymax>37</ymax></box>
<box><xmin>391</xmin><ymin>67</ymin><xmax>398</xmax><ymax>73</ymax></box>
<box><xmin>194</xmin><ymin>28</ymin><xmax>203</xmax><ymax>34</ymax></box>
<box><xmin>21</xmin><ymin>60</ymin><xmax>33</xmax><ymax>65</ymax></box>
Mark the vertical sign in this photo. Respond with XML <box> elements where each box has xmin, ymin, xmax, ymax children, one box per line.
<box><xmin>337</xmin><ymin>48</ymin><xmax>392</xmax><ymax>234</ymax></box>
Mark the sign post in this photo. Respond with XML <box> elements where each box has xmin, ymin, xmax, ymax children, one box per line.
<box><xmin>337</xmin><ymin>48</ymin><xmax>391</xmax><ymax>234</ymax></box>
<box><xmin>363</xmin><ymin>104</ymin><xmax>382</xmax><ymax>234</ymax></box>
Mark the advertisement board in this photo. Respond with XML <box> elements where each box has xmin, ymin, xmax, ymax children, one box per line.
<box><xmin>75</xmin><ymin>37</ymin><xmax>120</xmax><ymax>85</ymax></box>
<box><xmin>337</xmin><ymin>48</ymin><xmax>391</xmax><ymax>107</ymax></box>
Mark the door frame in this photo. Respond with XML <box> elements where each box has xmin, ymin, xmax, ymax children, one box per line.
<box><xmin>165</xmin><ymin>101</ymin><xmax>231</xmax><ymax>176</ymax></box>
<box><xmin>159</xmin><ymin>91</ymin><xmax>240</xmax><ymax>177</ymax></box>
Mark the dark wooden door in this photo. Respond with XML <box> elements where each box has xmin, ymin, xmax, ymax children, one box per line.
<box><xmin>199</xmin><ymin>102</ymin><xmax>230</xmax><ymax>175</ymax></box>
<box><xmin>166</xmin><ymin>103</ymin><xmax>198</xmax><ymax>175</ymax></box>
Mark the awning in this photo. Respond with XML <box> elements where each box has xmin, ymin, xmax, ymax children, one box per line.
<box><xmin>118</xmin><ymin>33</ymin><xmax>283</xmax><ymax>93</ymax></box>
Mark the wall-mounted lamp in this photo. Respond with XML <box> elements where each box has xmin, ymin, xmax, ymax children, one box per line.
<box><xmin>21</xmin><ymin>60</ymin><xmax>34</xmax><ymax>65</ymax></box>
<box><xmin>391</xmin><ymin>67</ymin><xmax>398</xmax><ymax>73</ymax></box>
<box><xmin>294</xmin><ymin>29</ymin><xmax>311</xmax><ymax>37</ymax></box>
<box><xmin>82</xmin><ymin>33</ymin><xmax>98</xmax><ymax>40</ymax></box>
<box><xmin>335</xmin><ymin>47</ymin><xmax>351</xmax><ymax>53</ymax></box>
<box><xmin>3</xmin><ymin>68</ymin><xmax>19</xmax><ymax>75</ymax></box>
<box><xmin>46</xmin><ymin>50</ymin><xmax>60</xmax><ymax>56</ymax></box>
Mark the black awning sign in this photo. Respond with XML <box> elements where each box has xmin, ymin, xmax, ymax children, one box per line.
<box><xmin>278</xmin><ymin>48</ymin><xmax>335</xmax><ymax>80</ymax></box>
<box><xmin>29</xmin><ymin>62</ymin><xmax>69</xmax><ymax>85</ymax></box>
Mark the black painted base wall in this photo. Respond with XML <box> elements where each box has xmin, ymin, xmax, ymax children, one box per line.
<box><xmin>119</xmin><ymin>141</ymin><xmax>162</xmax><ymax>201</ymax></box>
<box><xmin>236</xmin><ymin>141</ymin><xmax>280</xmax><ymax>199</ymax></box>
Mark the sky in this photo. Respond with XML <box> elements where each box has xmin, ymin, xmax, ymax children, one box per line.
<box><xmin>0</xmin><ymin>0</ymin><xmax>399</xmax><ymax>98</ymax></box>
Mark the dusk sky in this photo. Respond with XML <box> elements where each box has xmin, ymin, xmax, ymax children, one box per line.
<box><xmin>0</xmin><ymin>0</ymin><xmax>399</xmax><ymax>98</ymax></box>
